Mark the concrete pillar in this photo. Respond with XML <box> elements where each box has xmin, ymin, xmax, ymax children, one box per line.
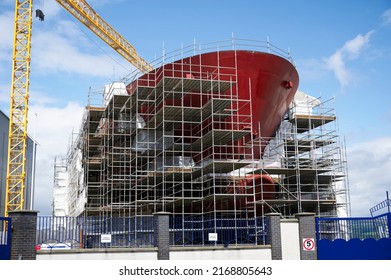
<box><xmin>295</xmin><ymin>212</ymin><xmax>317</xmax><ymax>260</ymax></box>
<box><xmin>153</xmin><ymin>212</ymin><xmax>170</xmax><ymax>260</ymax></box>
<box><xmin>8</xmin><ymin>210</ymin><xmax>39</xmax><ymax>260</ymax></box>
<box><xmin>265</xmin><ymin>213</ymin><xmax>282</xmax><ymax>260</ymax></box>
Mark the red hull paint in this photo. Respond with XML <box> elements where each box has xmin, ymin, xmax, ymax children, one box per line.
<box><xmin>224</xmin><ymin>174</ymin><xmax>276</xmax><ymax>214</ymax></box>
<box><xmin>128</xmin><ymin>50</ymin><xmax>299</xmax><ymax>159</ymax></box>
<box><xmin>186</xmin><ymin>174</ymin><xmax>275</xmax><ymax>215</ymax></box>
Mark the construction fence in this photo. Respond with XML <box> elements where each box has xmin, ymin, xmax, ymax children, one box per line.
<box><xmin>36</xmin><ymin>215</ymin><xmax>268</xmax><ymax>250</ymax></box>
<box><xmin>316</xmin><ymin>213</ymin><xmax>391</xmax><ymax>259</ymax></box>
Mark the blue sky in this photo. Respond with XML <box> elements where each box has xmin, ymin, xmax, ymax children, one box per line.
<box><xmin>0</xmin><ymin>0</ymin><xmax>390</xmax><ymax>216</ymax></box>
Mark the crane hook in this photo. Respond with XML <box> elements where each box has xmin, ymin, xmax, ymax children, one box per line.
<box><xmin>35</xmin><ymin>9</ymin><xmax>45</xmax><ymax>21</ymax></box>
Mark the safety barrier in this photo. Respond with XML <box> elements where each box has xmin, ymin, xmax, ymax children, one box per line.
<box><xmin>36</xmin><ymin>215</ymin><xmax>268</xmax><ymax>249</ymax></box>
<box><xmin>316</xmin><ymin>213</ymin><xmax>391</xmax><ymax>260</ymax></box>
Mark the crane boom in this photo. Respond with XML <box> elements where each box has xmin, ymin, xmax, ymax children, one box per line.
<box><xmin>55</xmin><ymin>0</ymin><xmax>153</xmax><ymax>73</ymax></box>
<box><xmin>4</xmin><ymin>0</ymin><xmax>33</xmax><ymax>216</ymax></box>
<box><xmin>4</xmin><ymin>0</ymin><xmax>152</xmax><ymax>216</ymax></box>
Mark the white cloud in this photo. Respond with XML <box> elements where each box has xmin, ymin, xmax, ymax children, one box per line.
<box><xmin>31</xmin><ymin>21</ymin><xmax>132</xmax><ymax>78</ymax></box>
<box><xmin>381</xmin><ymin>9</ymin><xmax>391</xmax><ymax>26</ymax></box>
<box><xmin>1</xmin><ymin>5</ymin><xmax>132</xmax><ymax>80</ymax></box>
<box><xmin>0</xmin><ymin>10</ymin><xmax>14</xmax><ymax>62</ymax></box>
<box><xmin>54</xmin><ymin>19</ymin><xmax>91</xmax><ymax>41</ymax></box>
<box><xmin>347</xmin><ymin>137</ymin><xmax>391</xmax><ymax>216</ymax></box>
<box><xmin>324</xmin><ymin>31</ymin><xmax>374</xmax><ymax>88</ymax></box>
<box><xmin>343</xmin><ymin>31</ymin><xmax>374</xmax><ymax>58</ymax></box>
<box><xmin>0</xmin><ymin>83</ymin><xmax>11</xmax><ymax>105</ymax></box>
<box><xmin>28</xmin><ymin>101</ymin><xmax>85</xmax><ymax>215</ymax></box>
<box><xmin>294</xmin><ymin>58</ymin><xmax>328</xmax><ymax>82</ymax></box>
<box><xmin>325</xmin><ymin>51</ymin><xmax>351</xmax><ymax>88</ymax></box>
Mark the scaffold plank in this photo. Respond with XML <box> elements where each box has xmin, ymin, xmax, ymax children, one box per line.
<box><xmin>191</xmin><ymin>129</ymin><xmax>251</xmax><ymax>149</ymax></box>
<box><xmin>156</xmin><ymin>76</ymin><xmax>235</xmax><ymax>93</ymax></box>
<box><xmin>289</xmin><ymin>114</ymin><xmax>336</xmax><ymax>132</ymax></box>
<box><xmin>285</xmin><ymin>139</ymin><xmax>335</xmax><ymax>155</ymax></box>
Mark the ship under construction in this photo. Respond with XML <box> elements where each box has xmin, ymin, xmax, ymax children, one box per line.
<box><xmin>53</xmin><ymin>39</ymin><xmax>350</xmax><ymax>224</ymax></box>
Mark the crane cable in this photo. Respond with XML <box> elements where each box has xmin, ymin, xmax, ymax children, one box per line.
<box><xmin>55</xmin><ymin>1</ymin><xmax>132</xmax><ymax>75</ymax></box>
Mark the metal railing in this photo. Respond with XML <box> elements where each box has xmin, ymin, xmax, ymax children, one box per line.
<box><xmin>36</xmin><ymin>215</ymin><xmax>268</xmax><ymax>249</ymax></box>
<box><xmin>36</xmin><ymin>216</ymin><xmax>155</xmax><ymax>249</ymax></box>
<box><xmin>316</xmin><ymin>213</ymin><xmax>391</xmax><ymax>241</ymax></box>
<box><xmin>170</xmin><ymin>216</ymin><xmax>268</xmax><ymax>246</ymax></box>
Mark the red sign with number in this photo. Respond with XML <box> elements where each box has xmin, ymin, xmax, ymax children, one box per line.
<box><xmin>303</xmin><ymin>238</ymin><xmax>315</xmax><ymax>251</ymax></box>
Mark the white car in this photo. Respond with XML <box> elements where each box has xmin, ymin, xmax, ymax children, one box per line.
<box><xmin>36</xmin><ymin>242</ymin><xmax>71</xmax><ymax>250</ymax></box>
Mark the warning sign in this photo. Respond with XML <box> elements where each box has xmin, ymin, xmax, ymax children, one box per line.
<box><xmin>302</xmin><ymin>238</ymin><xmax>315</xmax><ymax>251</ymax></box>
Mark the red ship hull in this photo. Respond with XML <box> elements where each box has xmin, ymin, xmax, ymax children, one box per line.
<box><xmin>127</xmin><ymin>50</ymin><xmax>298</xmax><ymax>215</ymax></box>
<box><xmin>128</xmin><ymin>50</ymin><xmax>298</xmax><ymax>159</ymax></box>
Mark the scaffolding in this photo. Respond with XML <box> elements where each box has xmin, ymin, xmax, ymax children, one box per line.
<box><xmin>53</xmin><ymin>157</ymin><xmax>68</xmax><ymax>216</ymax></box>
<box><xmin>84</xmin><ymin>45</ymin><xmax>257</xmax><ymax>220</ymax></box>
<box><xmin>56</xmin><ymin>39</ymin><xmax>349</xmax><ymax>245</ymax></box>
<box><xmin>53</xmin><ymin>128</ymin><xmax>86</xmax><ymax>217</ymax></box>
<box><xmin>258</xmin><ymin>93</ymin><xmax>350</xmax><ymax>217</ymax></box>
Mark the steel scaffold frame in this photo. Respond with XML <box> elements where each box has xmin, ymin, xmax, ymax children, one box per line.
<box><xmin>53</xmin><ymin>39</ymin><xmax>349</xmax><ymax>247</ymax></box>
<box><xmin>257</xmin><ymin>97</ymin><xmax>350</xmax><ymax>217</ymax></box>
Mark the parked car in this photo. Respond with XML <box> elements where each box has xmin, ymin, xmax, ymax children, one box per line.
<box><xmin>36</xmin><ymin>242</ymin><xmax>71</xmax><ymax>250</ymax></box>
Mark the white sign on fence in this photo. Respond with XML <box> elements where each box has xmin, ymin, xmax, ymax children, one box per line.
<box><xmin>208</xmin><ymin>233</ymin><xmax>218</xmax><ymax>242</ymax></box>
<box><xmin>101</xmin><ymin>234</ymin><xmax>112</xmax><ymax>243</ymax></box>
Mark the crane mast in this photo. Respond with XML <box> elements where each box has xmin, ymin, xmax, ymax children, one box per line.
<box><xmin>4</xmin><ymin>0</ymin><xmax>152</xmax><ymax>216</ymax></box>
<box><xmin>4</xmin><ymin>0</ymin><xmax>33</xmax><ymax>216</ymax></box>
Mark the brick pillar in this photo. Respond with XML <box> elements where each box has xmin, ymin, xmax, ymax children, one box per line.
<box><xmin>295</xmin><ymin>212</ymin><xmax>317</xmax><ymax>260</ymax></box>
<box><xmin>265</xmin><ymin>213</ymin><xmax>282</xmax><ymax>260</ymax></box>
<box><xmin>154</xmin><ymin>212</ymin><xmax>170</xmax><ymax>260</ymax></box>
<box><xmin>8</xmin><ymin>210</ymin><xmax>38</xmax><ymax>260</ymax></box>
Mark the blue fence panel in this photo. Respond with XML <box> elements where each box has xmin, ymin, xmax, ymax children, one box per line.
<box><xmin>316</xmin><ymin>213</ymin><xmax>391</xmax><ymax>260</ymax></box>
<box><xmin>170</xmin><ymin>215</ymin><xmax>205</xmax><ymax>246</ymax></box>
<box><xmin>169</xmin><ymin>215</ymin><xmax>268</xmax><ymax>246</ymax></box>
<box><xmin>0</xmin><ymin>217</ymin><xmax>11</xmax><ymax>260</ymax></box>
<box><xmin>316</xmin><ymin>213</ymin><xmax>390</xmax><ymax>241</ymax></box>
<box><xmin>36</xmin><ymin>216</ymin><xmax>155</xmax><ymax>250</ymax></box>
<box><xmin>131</xmin><ymin>216</ymin><xmax>155</xmax><ymax>246</ymax></box>
<box><xmin>37</xmin><ymin>216</ymin><xmax>84</xmax><ymax>249</ymax></box>
<box><xmin>37</xmin><ymin>215</ymin><xmax>269</xmax><ymax>249</ymax></box>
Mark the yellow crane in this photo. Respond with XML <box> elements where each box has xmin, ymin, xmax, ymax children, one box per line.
<box><xmin>4</xmin><ymin>0</ymin><xmax>152</xmax><ymax>216</ymax></box>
